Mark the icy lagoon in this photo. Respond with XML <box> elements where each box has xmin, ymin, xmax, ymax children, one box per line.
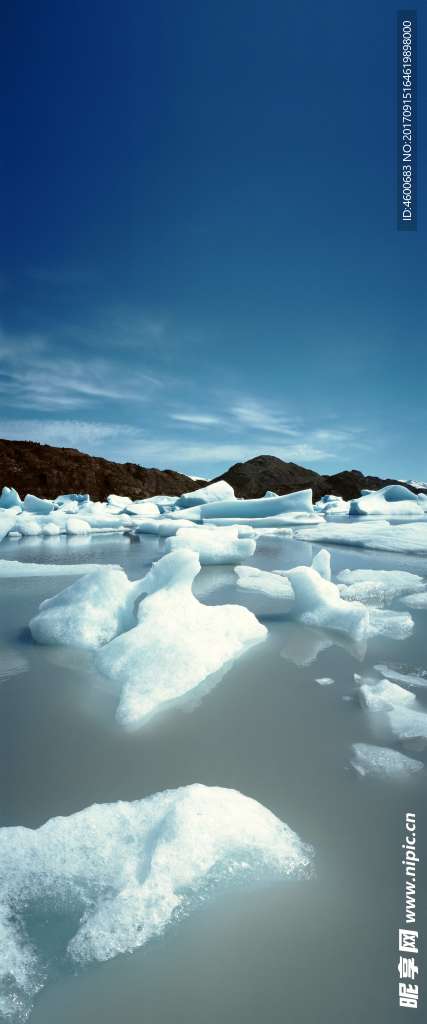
<box><xmin>1</xmin><ymin>523</ymin><xmax>427</xmax><ymax>1024</ymax></box>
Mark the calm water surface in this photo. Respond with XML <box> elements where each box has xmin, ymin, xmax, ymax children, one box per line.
<box><xmin>0</xmin><ymin>530</ymin><xmax>426</xmax><ymax>1024</ymax></box>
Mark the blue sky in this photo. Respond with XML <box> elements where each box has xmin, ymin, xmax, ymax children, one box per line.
<box><xmin>1</xmin><ymin>0</ymin><xmax>426</xmax><ymax>480</ymax></box>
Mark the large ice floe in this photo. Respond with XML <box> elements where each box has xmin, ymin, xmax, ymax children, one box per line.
<box><xmin>336</xmin><ymin>568</ymin><xmax>426</xmax><ymax>606</ymax></box>
<box><xmin>295</xmin><ymin>521</ymin><xmax>427</xmax><ymax>555</ymax></box>
<box><xmin>0</xmin><ymin>784</ymin><xmax>314</xmax><ymax>1023</ymax></box>
<box><xmin>350</xmin><ymin>743</ymin><xmax>424</xmax><ymax>779</ymax></box>
<box><xmin>96</xmin><ymin>550</ymin><xmax>267</xmax><ymax>727</ymax></box>
<box><xmin>29</xmin><ymin>568</ymin><xmax>145</xmax><ymax>649</ymax></box>
<box><xmin>164</xmin><ymin>525</ymin><xmax>256</xmax><ymax>565</ymax></box>
<box><xmin>175</xmin><ymin>479</ymin><xmax>235</xmax><ymax>508</ymax></box>
<box><xmin>355</xmin><ymin>671</ymin><xmax>427</xmax><ymax>745</ymax></box>
<box><xmin>349</xmin><ymin>484</ymin><xmax>426</xmax><ymax>516</ymax></box>
<box><xmin>198</xmin><ymin>489</ymin><xmax>321</xmax><ymax>526</ymax></box>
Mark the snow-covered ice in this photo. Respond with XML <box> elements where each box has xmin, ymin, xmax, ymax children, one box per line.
<box><xmin>165</xmin><ymin>525</ymin><xmax>256</xmax><ymax>565</ymax></box>
<box><xmin>30</xmin><ymin>567</ymin><xmax>145</xmax><ymax>649</ymax></box>
<box><xmin>350</xmin><ymin>743</ymin><xmax>423</xmax><ymax>778</ymax></box>
<box><xmin>65</xmin><ymin>517</ymin><xmax>92</xmax><ymax>536</ymax></box>
<box><xmin>96</xmin><ymin>550</ymin><xmax>267</xmax><ymax>727</ymax></box>
<box><xmin>0</xmin><ymin>783</ymin><xmax>313</xmax><ymax>1022</ymax></box>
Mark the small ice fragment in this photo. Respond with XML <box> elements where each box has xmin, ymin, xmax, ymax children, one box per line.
<box><xmin>315</xmin><ymin>677</ymin><xmax>335</xmax><ymax>686</ymax></box>
<box><xmin>350</xmin><ymin>743</ymin><xmax>423</xmax><ymax>778</ymax></box>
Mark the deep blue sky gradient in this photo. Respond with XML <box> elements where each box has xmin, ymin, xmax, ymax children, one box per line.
<box><xmin>1</xmin><ymin>0</ymin><xmax>426</xmax><ymax>479</ymax></box>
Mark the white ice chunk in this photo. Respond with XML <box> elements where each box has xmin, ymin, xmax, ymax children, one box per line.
<box><xmin>350</xmin><ymin>743</ymin><xmax>423</xmax><ymax>778</ymax></box>
<box><xmin>96</xmin><ymin>550</ymin><xmax>267</xmax><ymax>726</ymax></box>
<box><xmin>30</xmin><ymin>567</ymin><xmax>143</xmax><ymax>648</ymax></box>
<box><xmin>314</xmin><ymin>494</ymin><xmax>348</xmax><ymax>513</ymax></box>
<box><xmin>0</xmin><ymin>784</ymin><xmax>313</xmax><ymax>1022</ymax></box>
<box><xmin>0</xmin><ymin>512</ymin><xmax>18</xmax><ymax>542</ymax></box>
<box><xmin>23</xmin><ymin>494</ymin><xmax>55</xmax><ymax>515</ymax></box>
<box><xmin>366</xmin><ymin>608</ymin><xmax>414</xmax><ymax>639</ymax></box>
<box><xmin>65</xmin><ymin>517</ymin><xmax>92</xmax><ymax>536</ymax></box>
<box><xmin>349</xmin><ymin>484</ymin><xmax>424</xmax><ymax>516</ymax></box>
<box><xmin>201</xmin><ymin>489</ymin><xmax>315</xmax><ymax>520</ymax></box>
<box><xmin>134</xmin><ymin>517</ymin><xmax>196</xmax><ymax>536</ymax></box>
<box><xmin>0</xmin><ymin>486</ymin><xmax>22</xmax><ymax>509</ymax></box>
<box><xmin>14</xmin><ymin>518</ymin><xmax>42</xmax><ymax>537</ymax></box>
<box><xmin>311</xmin><ymin>549</ymin><xmax>331</xmax><ymax>580</ymax></box>
<box><xmin>201</xmin><ymin>514</ymin><xmax>313</xmax><ymax>527</ymax></box>
<box><xmin>106</xmin><ymin>494</ymin><xmax>131</xmax><ymax>507</ymax></box>
<box><xmin>176</xmin><ymin>479</ymin><xmax>235</xmax><ymax>508</ymax></box>
<box><xmin>235</xmin><ymin>565</ymin><xmax>294</xmax><ymax>600</ymax></box>
<box><xmin>295</xmin><ymin>521</ymin><xmax>427</xmax><ymax>555</ymax></box>
<box><xmin>337</xmin><ymin>568</ymin><xmax>425</xmax><ymax>606</ymax></box>
<box><xmin>55</xmin><ymin>493</ymin><xmax>89</xmax><ymax>505</ymax></box>
<box><xmin>315</xmin><ymin>677</ymin><xmax>335</xmax><ymax>686</ymax></box>
<box><xmin>284</xmin><ymin>565</ymin><xmax>369</xmax><ymax>640</ymax></box>
<box><xmin>357</xmin><ymin>678</ymin><xmax>416</xmax><ymax>711</ymax></box>
<box><xmin>164</xmin><ymin>525</ymin><xmax>256</xmax><ymax>565</ymax></box>
<box><xmin>41</xmin><ymin>522</ymin><xmax>61</xmax><ymax>536</ymax></box>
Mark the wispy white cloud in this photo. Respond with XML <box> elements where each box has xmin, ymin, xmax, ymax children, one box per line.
<box><xmin>170</xmin><ymin>412</ymin><xmax>222</xmax><ymax>426</ymax></box>
<box><xmin>0</xmin><ymin>419</ymin><xmax>143</xmax><ymax>452</ymax></box>
<box><xmin>230</xmin><ymin>398</ymin><xmax>299</xmax><ymax>435</ymax></box>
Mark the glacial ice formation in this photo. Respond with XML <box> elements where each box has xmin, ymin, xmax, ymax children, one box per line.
<box><xmin>284</xmin><ymin>565</ymin><xmax>369</xmax><ymax>640</ymax></box>
<box><xmin>65</xmin><ymin>517</ymin><xmax>92</xmax><ymax>536</ymax></box>
<box><xmin>357</xmin><ymin>678</ymin><xmax>416</xmax><ymax>711</ymax></box>
<box><xmin>22</xmin><ymin>494</ymin><xmax>55</xmax><ymax>515</ymax></box>
<box><xmin>176</xmin><ymin>479</ymin><xmax>235</xmax><ymax>508</ymax></box>
<box><xmin>30</xmin><ymin>567</ymin><xmax>145</xmax><ymax>648</ymax></box>
<box><xmin>349</xmin><ymin>484</ymin><xmax>425</xmax><ymax>516</ymax></box>
<box><xmin>96</xmin><ymin>550</ymin><xmax>267</xmax><ymax>726</ymax></box>
<box><xmin>200</xmin><ymin>489</ymin><xmax>315</xmax><ymax>520</ymax></box>
<box><xmin>350</xmin><ymin>743</ymin><xmax>423</xmax><ymax>778</ymax></box>
<box><xmin>0</xmin><ymin>784</ymin><xmax>313</xmax><ymax>1022</ymax></box>
<box><xmin>400</xmin><ymin>592</ymin><xmax>427</xmax><ymax>608</ymax></box>
<box><xmin>165</xmin><ymin>525</ymin><xmax>256</xmax><ymax>565</ymax></box>
<box><xmin>235</xmin><ymin>564</ymin><xmax>294</xmax><ymax>600</ymax></box>
<box><xmin>0</xmin><ymin>486</ymin><xmax>22</xmax><ymax>509</ymax></box>
<box><xmin>337</xmin><ymin>568</ymin><xmax>425</xmax><ymax>606</ymax></box>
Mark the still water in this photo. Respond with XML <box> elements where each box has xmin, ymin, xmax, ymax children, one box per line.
<box><xmin>1</xmin><ymin>531</ymin><xmax>426</xmax><ymax>1024</ymax></box>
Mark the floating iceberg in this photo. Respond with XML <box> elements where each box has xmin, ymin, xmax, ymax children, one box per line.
<box><xmin>165</xmin><ymin>525</ymin><xmax>256</xmax><ymax>565</ymax></box>
<box><xmin>176</xmin><ymin>479</ymin><xmax>235</xmax><ymax>508</ymax></box>
<box><xmin>295</xmin><ymin>521</ymin><xmax>427</xmax><ymax>555</ymax></box>
<box><xmin>311</xmin><ymin>548</ymin><xmax>331</xmax><ymax>580</ymax></box>
<box><xmin>14</xmin><ymin>518</ymin><xmax>42</xmax><ymax>537</ymax></box>
<box><xmin>0</xmin><ymin>486</ymin><xmax>22</xmax><ymax>509</ymax></box>
<box><xmin>30</xmin><ymin>567</ymin><xmax>144</xmax><ymax>648</ymax></box>
<box><xmin>96</xmin><ymin>550</ymin><xmax>267</xmax><ymax>726</ymax></box>
<box><xmin>235</xmin><ymin>565</ymin><xmax>294</xmax><ymax>600</ymax></box>
<box><xmin>350</xmin><ymin>743</ymin><xmax>423</xmax><ymax>778</ymax></box>
<box><xmin>284</xmin><ymin>565</ymin><xmax>369</xmax><ymax>640</ymax></box>
<box><xmin>337</xmin><ymin>568</ymin><xmax>425</xmax><ymax>606</ymax></box>
<box><xmin>202</xmin><ymin>514</ymin><xmax>312</xmax><ymax>528</ymax></box>
<box><xmin>0</xmin><ymin>784</ymin><xmax>313</xmax><ymax>1022</ymax></box>
<box><xmin>134</xmin><ymin>516</ymin><xmax>196</xmax><ymax>536</ymax></box>
<box><xmin>314</xmin><ymin>494</ymin><xmax>348</xmax><ymax>514</ymax></box>
<box><xmin>357</xmin><ymin>678</ymin><xmax>416</xmax><ymax>711</ymax></box>
<box><xmin>201</xmin><ymin>489</ymin><xmax>315</xmax><ymax>520</ymax></box>
<box><xmin>349</xmin><ymin>484</ymin><xmax>425</xmax><ymax>516</ymax></box>
<box><xmin>22</xmin><ymin>494</ymin><xmax>56</xmax><ymax>515</ymax></box>
<box><xmin>315</xmin><ymin>677</ymin><xmax>335</xmax><ymax>686</ymax></box>
<box><xmin>0</xmin><ymin>512</ymin><xmax>17</xmax><ymax>543</ymax></box>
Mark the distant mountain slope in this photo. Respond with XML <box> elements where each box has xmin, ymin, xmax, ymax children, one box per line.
<box><xmin>0</xmin><ymin>439</ymin><xmax>204</xmax><ymax>501</ymax></box>
<box><xmin>1</xmin><ymin>440</ymin><xmax>425</xmax><ymax>503</ymax></box>
<box><xmin>211</xmin><ymin>455</ymin><xmax>427</xmax><ymax>501</ymax></box>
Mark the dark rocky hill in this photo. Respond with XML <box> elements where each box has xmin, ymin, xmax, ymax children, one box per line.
<box><xmin>0</xmin><ymin>439</ymin><xmax>204</xmax><ymax>501</ymax></box>
<box><xmin>211</xmin><ymin>455</ymin><xmax>427</xmax><ymax>501</ymax></box>
<box><xmin>1</xmin><ymin>441</ymin><xmax>425</xmax><ymax>504</ymax></box>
